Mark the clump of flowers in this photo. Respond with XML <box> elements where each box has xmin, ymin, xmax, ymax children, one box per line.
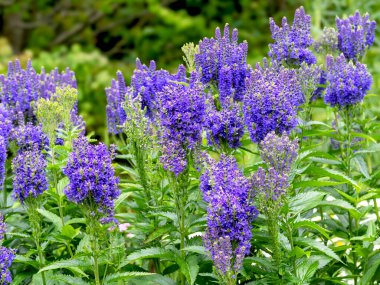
<box><xmin>11</xmin><ymin>122</ymin><xmax>49</xmax><ymax>153</ymax></box>
<box><xmin>0</xmin><ymin>137</ymin><xmax>6</xmax><ymax>192</ymax></box>
<box><xmin>201</xmin><ymin>155</ymin><xmax>258</xmax><ymax>283</ymax></box>
<box><xmin>314</xmin><ymin>27</ymin><xmax>339</xmax><ymax>54</ymax></box>
<box><xmin>12</xmin><ymin>144</ymin><xmax>48</xmax><ymax>203</ymax></box>
<box><xmin>0</xmin><ymin>104</ymin><xmax>12</xmax><ymax>140</ymax></box>
<box><xmin>204</xmin><ymin>98</ymin><xmax>245</xmax><ymax>149</ymax></box>
<box><xmin>336</xmin><ymin>11</ymin><xmax>376</xmax><ymax>61</ymax></box>
<box><xmin>195</xmin><ymin>24</ymin><xmax>249</xmax><ymax>102</ymax></box>
<box><xmin>63</xmin><ymin>136</ymin><xmax>120</xmax><ymax>222</ymax></box>
<box><xmin>243</xmin><ymin>59</ymin><xmax>302</xmax><ymax>142</ymax></box>
<box><xmin>157</xmin><ymin>73</ymin><xmax>205</xmax><ymax>175</ymax></box>
<box><xmin>269</xmin><ymin>6</ymin><xmax>316</xmax><ymax>66</ymax></box>
<box><xmin>0</xmin><ymin>214</ymin><xmax>15</xmax><ymax>285</ymax></box>
<box><xmin>251</xmin><ymin>133</ymin><xmax>298</xmax><ymax>267</ymax></box>
<box><xmin>298</xmin><ymin>62</ymin><xmax>324</xmax><ymax>104</ymax></box>
<box><xmin>324</xmin><ymin>54</ymin><xmax>372</xmax><ymax>107</ymax></box>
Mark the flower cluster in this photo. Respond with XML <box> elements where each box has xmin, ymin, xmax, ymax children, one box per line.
<box><xmin>0</xmin><ymin>137</ymin><xmax>6</xmax><ymax>191</ymax></box>
<box><xmin>131</xmin><ymin>59</ymin><xmax>186</xmax><ymax>117</ymax></box>
<box><xmin>63</xmin><ymin>137</ymin><xmax>120</xmax><ymax>221</ymax></box>
<box><xmin>157</xmin><ymin>74</ymin><xmax>205</xmax><ymax>175</ymax></box>
<box><xmin>201</xmin><ymin>155</ymin><xmax>258</xmax><ymax>275</ymax></box>
<box><xmin>12</xmin><ymin>144</ymin><xmax>48</xmax><ymax>203</ymax></box>
<box><xmin>269</xmin><ymin>6</ymin><xmax>316</xmax><ymax>65</ymax></box>
<box><xmin>252</xmin><ymin>132</ymin><xmax>298</xmax><ymax>204</ymax></box>
<box><xmin>0</xmin><ymin>60</ymin><xmax>77</xmax><ymax>121</ymax></box>
<box><xmin>297</xmin><ymin>63</ymin><xmax>324</xmax><ymax>103</ymax></box>
<box><xmin>0</xmin><ymin>246</ymin><xmax>15</xmax><ymax>285</ymax></box>
<box><xmin>243</xmin><ymin>60</ymin><xmax>302</xmax><ymax>142</ymax></box>
<box><xmin>336</xmin><ymin>11</ymin><xmax>376</xmax><ymax>60</ymax></box>
<box><xmin>313</xmin><ymin>27</ymin><xmax>339</xmax><ymax>54</ymax></box>
<box><xmin>324</xmin><ymin>54</ymin><xmax>372</xmax><ymax>107</ymax></box>
<box><xmin>204</xmin><ymin>99</ymin><xmax>244</xmax><ymax>149</ymax></box>
<box><xmin>195</xmin><ymin>24</ymin><xmax>249</xmax><ymax>102</ymax></box>
<box><xmin>11</xmin><ymin>122</ymin><xmax>49</xmax><ymax>153</ymax></box>
<box><xmin>0</xmin><ymin>104</ymin><xmax>12</xmax><ymax>140</ymax></box>
<box><xmin>0</xmin><ymin>214</ymin><xmax>5</xmax><ymax>241</ymax></box>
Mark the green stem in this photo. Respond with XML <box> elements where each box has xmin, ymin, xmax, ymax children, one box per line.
<box><xmin>267</xmin><ymin>212</ymin><xmax>281</xmax><ymax>269</ymax></box>
<box><xmin>286</xmin><ymin>221</ymin><xmax>297</xmax><ymax>276</ymax></box>
<box><xmin>373</xmin><ymin>199</ymin><xmax>380</xmax><ymax>223</ymax></box>
<box><xmin>89</xmin><ymin>215</ymin><xmax>101</xmax><ymax>285</ymax></box>
<box><xmin>342</xmin><ymin>107</ymin><xmax>358</xmax><ymax>285</ymax></box>
<box><xmin>28</xmin><ymin>201</ymin><xmax>47</xmax><ymax>285</ymax></box>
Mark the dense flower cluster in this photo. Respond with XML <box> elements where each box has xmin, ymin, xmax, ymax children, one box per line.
<box><xmin>0</xmin><ymin>137</ymin><xmax>6</xmax><ymax>192</ymax></box>
<box><xmin>0</xmin><ymin>104</ymin><xmax>12</xmax><ymax>140</ymax></box>
<box><xmin>204</xmin><ymin>99</ymin><xmax>244</xmax><ymax>149</ymax></box>
<box><xmin>269</xmin><ymin>6</ymin><xmax>316</xmax><ymax>65</ymax></box>
<box><xmin>0</xmin><ymin>214</ymin><xmax>5</xmax><ymax>241</ymax></box>
<box><xmin>12</xmin><ymin>144</ymin><xmax>48</xmax><ymax>203</ymax></box>
<box><xmin>195</xmin><ymin>24</ymin><xmax>249</xmax><ymax>102</ymax></box>
<box><xmin>0</xmin><ymin>246</ymin><xmax>15</xmax><ymax>285</ymax></box>
<box><xmin>11</xmin><ymin>122</ymin><xmax>49</xmax><ymax>152</ymax></box>
<box><xmin>336</xmin><ymin>11</ymin><xmax>376</xmax><ymax>60</ymax></box>
<box><xmin>324</xmin><ymin>54</ymin><xmax>372</xmax><ymax>107</ymax></box>
<box><xmin>201</xmin><ymin>155</ymin><xmax>258</xmax><ymax>274</ymax></box>
<box><xmin>253</xmin><ymin>132</ymin><xmax>298</xmax><ymax>204</ymax></box>
<box><xmin>313</xmin><ymin>27</ymin><xmax>339</xmax><ymax>54</ymax></box>
<box><xmin>0</xmin><ymin>60</ymin><xmax>76</xmax><ymax>120</ymax></box>
<box><xmin>63</xmin><ymin>137</ymin><xmax>120</xmax><ymax>221</ymax></box>
<box><xmin>243</xmin><ymin>60</ymin><xmax>302</xmax><ymax>142</ymax></box>
<box><xmin>157</xmin><ymin>74</ymin><xmax>205</xmax><ymax>175</ymax></box>
<box><xmin>298</xmin><ymin>63</ymin><xmax>323</xmax><ymax>103</ymax></box>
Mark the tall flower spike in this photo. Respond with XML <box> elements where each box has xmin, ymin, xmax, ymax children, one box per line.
<box><xmin>243</xmin><ymin>60</ymin><xmax>302</xmax><ymax>143</ymax></box>
<box><xmin>336</xmin><ymin>11</ymin><xmax>376</xmax><ymax>60</ymax></box>
<box><xmin>0</xmin><ymin>246</ymin><xmax>15</xmax><ymax>285</ymax></box>
<box><xmin>201</xmin><ymin>155</ymin><xmax>258</xmax><ymax>277</ymax></box>
<box><xmin>194</xmin><ymin>24</ymin><xmax>249</xmax><ymax>102</ymax></box>
<box><xmin>0</xmin><ymin>214</ymin><xmax>6</xmax><ymax>241</ymax></box>
<box><xmin>313</xmin><ymin>27</ymin><xmax>339</xmax><ymax>54</ymax></box>
<box><xmin>0</xmin><ymin>137</ymin><xmax>6</xmax><ymax>194</ymax></box>
<box><xmin>157</xmin><ymin>73</ymin><xmax>205</xmax><ymax>175</ymax></box>
<box><xmin>12</xmin><ymin>144</ymin><xmax>48</xmax><ymax>203</ymax></box>
<box><xmin>63</xmin><ymin>137</ymin><xmax>120</xmax><ymax>222</ymax></box>
<box><xmin>269</xmin><ymin>6</ymin><xmax>316</xmax><ymax>66</ymax></box>
<box><xmin>10</xmin><ymin>122</ymin><xmax>49</xmax><ymax>153</ymax></box>
<box><xmin>324</xmin><ymin>54</ymin><xmax>372</xmax><ymax>107</ymax></box>
<box><xmin>0</xmin><ymin>104</ymin><xmax>12</xmax><ymax>140</ymax></box>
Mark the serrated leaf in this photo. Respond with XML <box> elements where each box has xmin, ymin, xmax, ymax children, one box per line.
<box><xmin>57</xmin><ymin>177</ymin><xmax>69</xmax><ymax>197</ymax></box>
<box><xmin>39</xmin><ymin>258</ymin><xmax>91</xmax><ymax>276</ymax></box>
<box><xmin>104</xmin><ymin>272</ymin><xmax>155</xmax><ymax>283</ymax></box>
<box><xmin>353</xmin><ymin>156</ymin><xmax>370</xmax><ymax>179</ymax></box>
<box><xmin>318</xmin><ymin>199</ymin><xmax>360</xmax><ymax>219</ymax></box>
<box><xmin>49</xmin><ymin>274</ymin><xmax>89</xmax><ymax>285</ymax></box>
<box><xmin>181</xmin><ymin>246</ymin><xmax>206</xmax><ymax>255</ymax></box>
<box><xmin>306</xmin><ymin>166</ymin><xmax>360</xmax><ymax>190</ymax></box>
<box><xmin>361</xmin><ymin>258</ymin><xmax>380</xmax><ymax>285</ymax></box>
<box><xmin>293</xmin><ymin>220</ymin><xmax>330</xmax><ymax>239</ymax></box>
<box><xmin>125</xmin><ymin>248</ymin><xmax>179</xmax><ymax>264</ymax></box>
<box><xmin>293</xmin><ymin>180</ymin><xmax>345</xmax><ymax>188</ymax></box>
<box><xmin>114</xmin><ymin>192</ymin><xmax>132</xmax><ymax>209</ymax></box>
<box><xmin>289</xmin><ymin>191</ymin><xmax>326</xmax><ymax>213</ymax></box>
<box><xmin>294</xmin><ymin>237</ymin><xmax>342</xmax><ymax>263</ymax></box>
<box><xmin>37</xmin><ymin>208</ymin><xmax>63</xmax><ymax>231</ymax></box>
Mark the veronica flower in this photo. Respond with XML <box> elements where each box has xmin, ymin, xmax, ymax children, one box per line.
<box><xmin>243</xmin><ymin>59</ymin><xmax>302</xmax><ymax>142</ymax></box>
<box><xmin>12</xmin><ymin>144</ymin><xmax>48</xmax><ymax>203</ymax></box>
<box><xmin>0</xmin><ymin>137</ymin><xmax>6</xmax><ymax>193</ymax></box>
<box><xmin>63</xmin><ymin>137</ymin><xmax>120</xmax><ymax>222</ymax></box>
<box><xmin>201</xmin><ymin>155</ymin><xmax>258</xmax><ymax>277</ymax></box>
<box><xmin>0</xmin><ymin>246</ymin><xmax>15</xmax><ymax>285</ymax></box>
<box><xmin>195</xmin><ymin>24</ymin><xmax>249</xmax><ymax>102</ymax></box>
<box><xmin>157</xmin><ymin>73</ymin><xmax>205</xmax><ymax>175</ymax></box>
<box><xmin>324</xmin><ymin>54</ymin><xmax>372</xmax><ymax>107</ymax></box>
<box><xmin>10</xmin><ymin>122</ymin><xmax>49</xmax><ymax>153</ymax></box>
<box><xmin>269</xmin><ymin>6</ymin><xmax>316</xmax><ymax>66</ymax></box>
<box><xmin>336</xmin><ymin>11</ymin><xmax>376</xmax><ymax>60</ymax></box>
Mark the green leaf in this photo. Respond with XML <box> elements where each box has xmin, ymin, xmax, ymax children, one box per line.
<box><xmin>289</xmin><ymin>191</ymin><xmax>326</xmax><ymax>213</ymax></box>
<box><xmin>317</xmin><ymin>199</ymin><xmax>361</xmax><ymax>219</ymax></box>
<box><xmin>114</xmin><ymin>192</ymin><xmax>132</xmax><ymax>209</ymax></box>
<box><xmin>293</xmin><ymin>220</ymin><xmax>330</xmax><ymax>239</ymax></box>
<box><xmin>39</xmin><ymin>258</ymin><xmax>91</xmax><ymax>276</ymax></box>
<box><xmin>37</xmin><ymin>208</ymin><xmax>63</xmax><ymax>231</ymax></box>
<box><xmin>181</xmin><ymin>246</ymin><xmax>206</xmax><ymax>255</ymax></box>
<box><xmin>49</xmin><ymin>274</ymin><xmax>89</xmax><ymax>285</ymax></box>
<box><xmin>57</xmin><ymin>177</ymin><xmax>69</xmax><ymax>197</ymax></box>
<box><xmin>60</xmin><ymin>224</ymin><xmax>80</xmax><ymax>239</ymax></box>
<box><xmin>293</xmin><ymin>180</ymin><xmax>345</xmax><ymax>188</ymax></box>
<box><xmin>353</xmin><ymin>156</ymin><xmax>370</xmax><ymax>179</ymax></box>
<box><xmin>306</xmin><ymin>166</ymin><xmax>360</xmax><ymax>190</ymax></box>
<box><xmin>104</xmin><ymin>272</ymin><xmax>155</xmax><ymax>283</ymax></box>
<box><xmin>125</xmin><ymin>248</ymin><xmax>179</xmax><ymax>264</ymax></box>
<box><xmin>361</xmin><ymin>258</ymin><xmax>380</xmax><ymax>285</ymax></box>
<box><xmin>152</xmin><ymin>211</ymin><xmax>178</xmax><ymax>223</ymax></box>
<box><xmin>294</xmin><ymin>237</ymin><xmax>342</xmax><ymax>263</ymax></box>
<box><xmin>351</xmin><ymin>132</ymin><xmax>377</xmax><ymax>143</ymax></box>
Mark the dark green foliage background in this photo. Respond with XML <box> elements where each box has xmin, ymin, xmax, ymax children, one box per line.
<box><xmin>0</xmin><ymin>0</ymin><xmax>379</xmax><ymax>137</ymax></box>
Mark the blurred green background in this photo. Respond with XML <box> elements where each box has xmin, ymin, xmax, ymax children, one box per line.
<box><xmin>0</xmin><ymin>0</ymin><xmax>379</xmax><ymax>140</ymax></box>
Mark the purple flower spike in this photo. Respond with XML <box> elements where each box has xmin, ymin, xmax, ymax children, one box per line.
<box><xmin>269</xmin><ymin>6</ymin><xmax>316</xmax><ymax>66</ymax></box>
<box><xmin>201</xmin><ymin>155</ymin><xmax>258</xmax><ymax>275</ymax></box>
<box><xmin>195</xmin><ymin>24</ymin><xmax>250</xmax><ymax>102</ymax></box>
<box><xmin>324</xmin><ymin>54</ymin><xmax>372</xmax><ymax>107</ymax></box>
<box><xmin>243</xmin><ymin>60</ymin><xmax>302</xmax><ymax>143</ymax></box>
<box><xmin>336</xmin><ymin>11</ymin><xmax>376</xmax><ymax>60</ymax></box>
<box><xmin>63</xmin><ymin>137</ymin><xmax>120</xmax><ymax>221</ymax></box>
<box><xmin>0</xmin><ymin>246</ymin><xmax>15</xmax><ymax>285</ymax></box>
<box><xmin>12</xmin><ymin>144</ymin><xmax>48</xmax><ymax>203</ymax></box>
